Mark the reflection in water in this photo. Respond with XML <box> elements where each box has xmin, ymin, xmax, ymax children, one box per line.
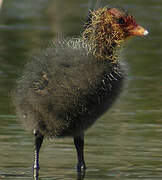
<box><xmin>77</xmin><ymin>171</ymin><xmax>86</xmax><ymax>180</ymax></box>
<box><xmin>0</xmin><ymin>0</ymin><xmax>162</xmax><ymax>180</ymax></box>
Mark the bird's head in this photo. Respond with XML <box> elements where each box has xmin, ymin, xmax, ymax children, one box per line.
<box><xmin>107</xmin><ymin>8</ymin><xmax>148</xmax><ymax>38</ymax></box>
<box><xmin>83</xmin><ymin>7</ymin><xmax>148</xmax><ymax>60</ymax></box>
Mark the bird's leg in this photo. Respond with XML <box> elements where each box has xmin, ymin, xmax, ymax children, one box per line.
<box><xmin>33</xmin><ymin>129</ymin><xmax>44</xmax><ymax>180</ymax></box>
<box><xmin>73</xmin><ymin>133</ymin><xmax>86</xmax><ymax>172</ymax></box>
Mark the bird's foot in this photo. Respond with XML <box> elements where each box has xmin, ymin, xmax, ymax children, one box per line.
<box><xmin>33</xmin><ymin>166</ymin><xmax>39</xmax><ymax>180</ymax></box>
<box><xmin>77</xmin><ymin>164</ymin><xmax>86</xmax><ymax>180</ymax></box>
<box><xmin>33</xmin><ymin>162</ymin><xmax>40</xmax><ymax>180</ymax></box>
<box><xmin>77</xmin><ymin>163</ymin><xmax>86</xmax><ymax>172</ymax></box>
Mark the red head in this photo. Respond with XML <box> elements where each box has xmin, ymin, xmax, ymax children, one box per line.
<box><xmin>82</xmin><ymin>7</ymin><xmax>148</xmax><ymax>59</ymax></box>
<box><xmin>108</xmin><ymin>8</ymin><xmax>148</xmax><ymax>37</ymax></box>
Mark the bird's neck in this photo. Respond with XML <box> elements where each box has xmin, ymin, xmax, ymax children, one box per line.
<box><xmin>82</xmin><ymin>8</ymin><xmax>124</xmax><ymax>62</ymax></box>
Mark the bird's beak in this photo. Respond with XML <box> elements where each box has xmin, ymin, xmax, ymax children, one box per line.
<box><xmin>129</xmin><ymin>25</ymin><xmax>149</xmax><ymax>36</ymax></box>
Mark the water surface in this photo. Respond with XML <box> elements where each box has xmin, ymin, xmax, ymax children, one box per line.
<box><xmin>0</xmin><ymin>0</ymin><xmax>162</xmax><ymax>179</ymax></box>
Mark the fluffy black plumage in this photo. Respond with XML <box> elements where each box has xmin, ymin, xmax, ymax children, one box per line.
<box><xmin>13</xmin><ymin>39</ymin><xmax>124</xmax><ymax>137</ymax></box>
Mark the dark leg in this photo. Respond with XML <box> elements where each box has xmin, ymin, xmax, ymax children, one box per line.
<box><xmin>73</xmin><ymin>133</ymin><xmax>86</xmax><ymax>172</ymax></box>
<box><xmin>77</xmin><ymin>170</ymin><xmax>86</xmax><ymax>180</ymax></box>
<box><xmin>33</xmin><ymin>130</ymin><xmax>44</xmax><ymax>180</ymax></box>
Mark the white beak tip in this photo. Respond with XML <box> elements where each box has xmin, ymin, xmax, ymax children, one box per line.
<box><xmin>143</xmin><ymin>30</ymin><xmax>149</xmax><ymax>36</ymax></box>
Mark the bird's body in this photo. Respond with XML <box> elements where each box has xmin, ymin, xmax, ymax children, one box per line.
<box><xmin>14</xmin><ymin>39</ymin><xmax>124</xmax><ymax>137</ymax></box>
<box><xmin>12</xmin><ymin>6</ymin><xmax>148</xmax><ymax>179</ymax></box>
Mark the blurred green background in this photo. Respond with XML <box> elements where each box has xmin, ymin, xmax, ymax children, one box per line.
<box><xmin>0</xmin><ymin>0</ymin><xmax>161</xmax><ymax>179</ymax></box>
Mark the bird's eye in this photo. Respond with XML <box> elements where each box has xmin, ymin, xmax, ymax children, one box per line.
<box><xmin>117</xmin><ymin>17</ymin><xmax>125</xmax><ymax>25</ymax></box>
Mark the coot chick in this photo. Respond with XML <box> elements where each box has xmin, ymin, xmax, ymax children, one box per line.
<box><xmin>12</xmin><ymin>6</ymin><xmax>148</xmax><ymax>178</ymax></box>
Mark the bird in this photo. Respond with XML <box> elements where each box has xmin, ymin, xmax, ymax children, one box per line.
<box><xmin>12</xmin><ymin>6</ymin><xmax>148</xmax><ymax>179</ymax></box>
